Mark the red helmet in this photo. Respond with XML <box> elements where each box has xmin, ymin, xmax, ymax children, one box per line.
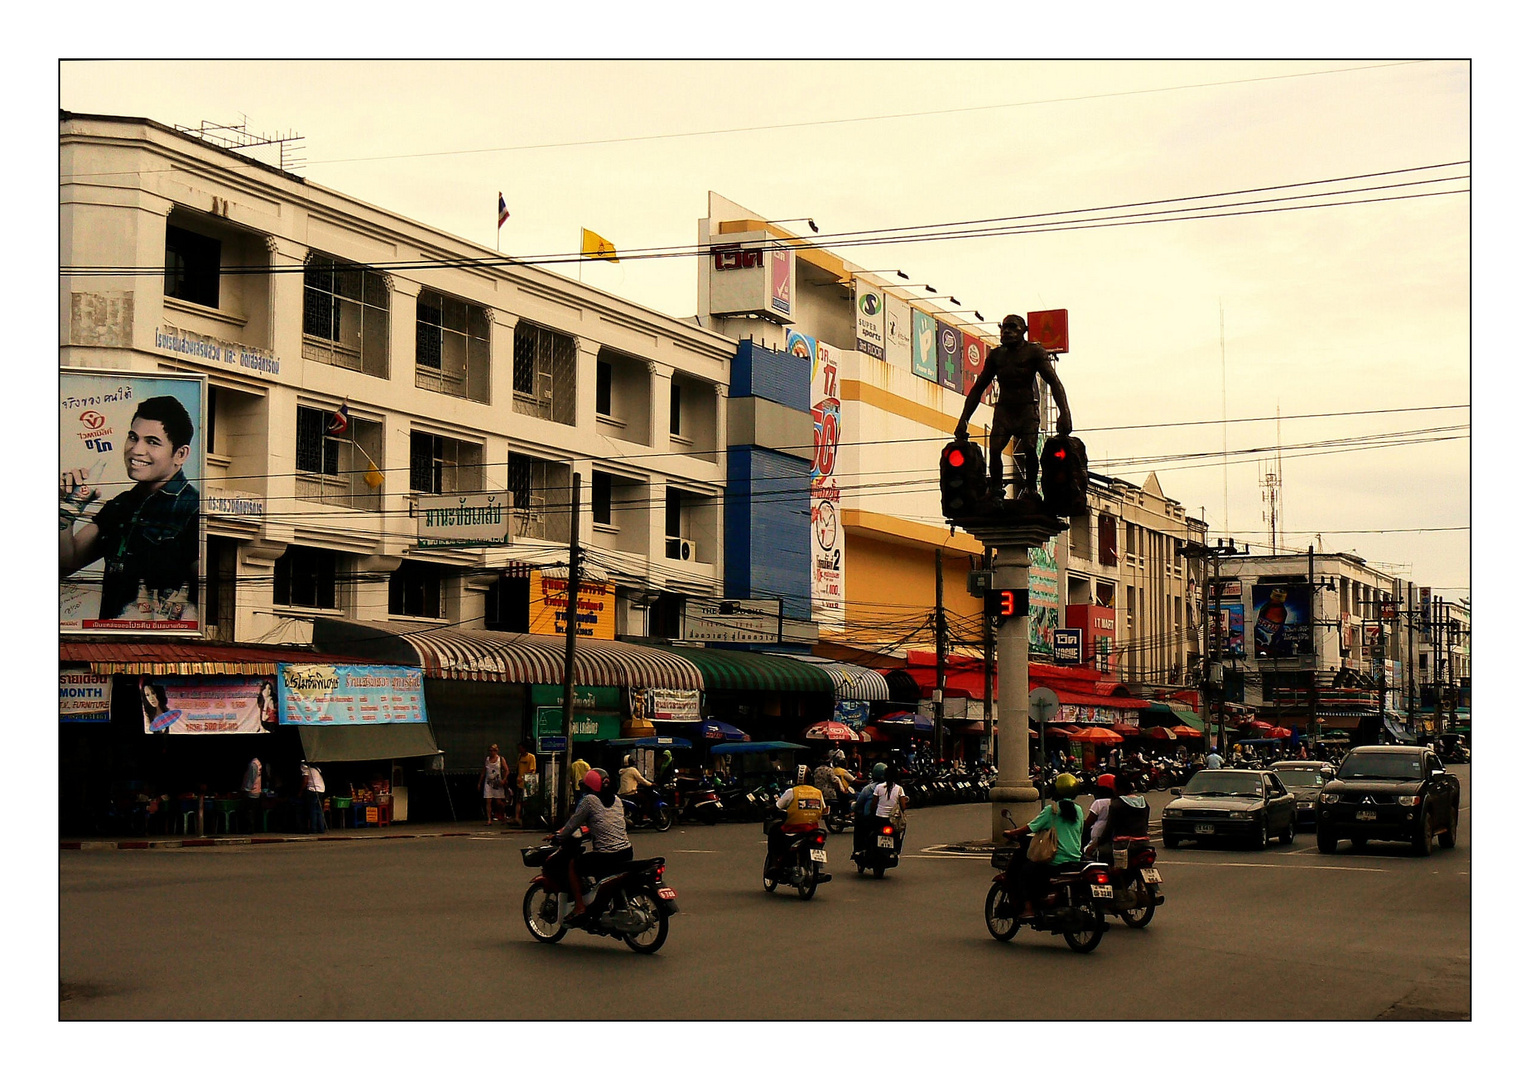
<box><xmin>1095</xmin><ymin>773</ymin><xmax>1117</xmax><ymax>794</ymax></box>
<box><xmin>581</xmin><ymin>768</ymin><xmax>606</xmax><ymax>793</ymax></box>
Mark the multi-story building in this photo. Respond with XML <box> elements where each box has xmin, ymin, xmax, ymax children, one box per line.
<box><xmin>61</xmin><ymin>111</ymin><xmax>735</xmax><ymax>648</ymax></box>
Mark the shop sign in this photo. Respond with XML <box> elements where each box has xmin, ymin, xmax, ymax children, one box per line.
<box><xmin>630</xmin><ymin>688</ymin><xmax>702</xmax><ymax>723</ymax></box>
<box><xmin>853</xmin><ymin>278</ymin><xmax>885</xmax><ymax>360</ymax></box>
<box><xmin>530</xmin><ymin>684</ymin><xmax>622</xmax><ymax>710</ymax></box>
<box><xmin>139</xmin><ymin>675</ymin><xmax>278</xmax><ymax>734</ymax></box>
<box><xmin>1052</xmin><ymin>629</ymin><xmax>1082</xmax><ymax>665</ymax></box>
<box><xmin>529</xmin><ymin>570</ymin><xmax>615</xmax><ymax>639</ymax></box>
<box><xmin>534</xmin><ymin>706</ymin><xmax>620</xmax><ymax>743</ymax></box>
<box><xmin>416</xmin><ymin>492</ymin><xmax>512</xmax><ymax>548</ymax></box>
<box><xmin>154</xmin><ymin>325</ymin><xmax>282</xmax><ymax>377</ymax></box>
<box><xmin>204</xmin><ymin>489</ymin><xmax>265</xmax><ymax>519</ymax></box>
<box><xmin>707</xmin><ymin>234</ymin><xmax>794</xmax><ymax>322</ymax></box>
<box><xmin>681</xmin><ymin>597</ymin><xmax>782</xmax><ymax>643</ymax></box>
<box><xmin>277</xmin><ymin>664</ymin><xmax>427</xmax><ymax>725</ymax></box>
<box><xmin>834</xmin><ymin>699</ymin><xmax>871</xmax><ymax>728</ymax></box>
<box><xmin>60</xmin><ymin>668</ymin><xmax>112</xmax><ymax>722</ymax></box>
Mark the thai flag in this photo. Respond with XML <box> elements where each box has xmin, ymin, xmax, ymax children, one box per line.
<box><xmin>327</xmin><ymin>403</ymin><xmax>349</xmax><ymax>436</ymax></box>
<box><xmin>498</xmin><ymin>193</ymin><xmax>509</xmax><ymax>228</ymax></box>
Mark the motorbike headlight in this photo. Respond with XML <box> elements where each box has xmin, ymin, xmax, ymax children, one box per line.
<box><xmin>1320</xmin><ymin>792</ymin><xmax>1341</xmax><ymax>804</ymax></box>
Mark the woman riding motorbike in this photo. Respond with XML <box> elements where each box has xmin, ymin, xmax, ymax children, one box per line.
<box><xmin>1004</xmin><ymin>772</ymin><xmax>1088</xmax><ymax>919</ymax></box>
<box><xmin>547</xmin><ymin>767</ymin><xmax>632</xmax><ymax>923</ymax></box>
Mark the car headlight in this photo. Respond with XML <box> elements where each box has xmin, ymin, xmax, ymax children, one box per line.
<box><xmin>1297</xmin><ymin>801</ymin><xmax>1313</xmax><ymax>809</ymax></box>
<box><xmin>1229</xmin><ymin>810</ymin><xmax>1254</xmax><ymax>820</ymax></box>
<box><xmin>1320</xmin><ymin>793</ymin><xmax>1341</xmax><ymax>804</ymax></box>
<box><xmin>1162</xmin><ymin>807</ymin><xmax>1183</xmax><ymax>817</ymax></box>
<box><xmin>1395</xmin><ymin>794</ymin><xmax>1422</xmax><ymax>806</ymax></box>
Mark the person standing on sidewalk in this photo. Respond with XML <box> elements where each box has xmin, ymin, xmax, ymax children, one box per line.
<box><xmin>299</xmin><ymin>760</ymin><xmax>327</xmax><ymax>834</ymax></box>
<box><xmin>513</xmin><ymin>742</ymin><xmax>537</xmax><ymax>827</ymax></box>
<box><xmin>480</xmin><ymin>744</ymin><xmax>510</xmax><ymax>824</ymax></box>
<box><xmin>240</xmin><ymin>756</ymin><xmax>263</xmax><ymax>833</ymax></box>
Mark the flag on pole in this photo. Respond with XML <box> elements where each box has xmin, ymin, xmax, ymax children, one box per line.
<box><xmin>498</xmin><ymin>193</ymin><xmax>509</xmax><ymax>228</ymax></box>
<box><xmin>580</xmin><ymin>228</ymin><xmax>619</xmax><ymax>263</ymax></box>
<box><xmin>327</xmin><ymin>402</ymin><xmax>350</xmax><ymax>436</ymax></box>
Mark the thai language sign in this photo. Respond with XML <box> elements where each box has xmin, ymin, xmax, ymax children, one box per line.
<box><xmin>60</xmin><ymin>370</ymin><xmax>206</xmax><ymax>636</ymax></box>
<box><xmin>60</xmin><ymin>669</ymin><xmax>113</xmax><ymax>722</ymax></box>
<box><xmin>529</xmin><ymin>571</ymin><xmax>616</xmax><ymax>639</ymax></box>
<box><xmin>416</xmin><ymin>492</ymin><xmax>513</xmax><ymax>547</ymax></box>
<box><xmin>140</xmin><ymin>676</ymin><xmax>277</xmax><ymax>734</ymax></box>
<box><xmin>277</xmin><ymin>664</ymin><xmax>428</xmax><ymax>725</ymax></box>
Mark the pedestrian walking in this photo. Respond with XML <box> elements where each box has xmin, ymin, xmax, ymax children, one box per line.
<box><xmin>299</xmin><ymin>760</ymin><xmax>327</xmax><ymax>833</ymax></box>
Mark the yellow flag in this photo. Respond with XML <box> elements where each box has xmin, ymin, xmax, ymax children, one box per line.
<box><xmin>580</xmin><ymin>228</ymin><xmax>619</xmax><ymax>263</ymax></box>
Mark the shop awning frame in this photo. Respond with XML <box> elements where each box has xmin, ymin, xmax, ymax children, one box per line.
<box><xmin>660</xmin><ymin>646</ymin><xmax>835</xmax><ymax>694</ymax></box>
<box><xmin>297</xmin><ymin>723</ymin><xmax>441</xmax><ymax>763</ymax></box>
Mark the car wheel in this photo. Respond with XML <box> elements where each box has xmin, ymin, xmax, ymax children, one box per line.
<box><xmin>1316</xmin><ymin>828</ymin><xmax>1337</xmax><ymax>854</ymax></box>
<box><xmin>1412</xmin><ymin>815</ymin><xmax>1435</xmax><ymax>857</ymax></box>
<box><xmin>1439</xmin><ymin>805</ymin><xmax>1459</xmax><ymax>849</ymax></box>
<box><xmin>1252</xmin><ymin>817</ymin><xmax>1269</xmax><ymax>850</ymax></box>
<box><xmin>1279</xmin><ymin>819</ymin><xmax>1295</xmax><ymax>845</ymax></box>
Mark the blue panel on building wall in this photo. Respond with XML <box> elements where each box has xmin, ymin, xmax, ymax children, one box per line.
<box><xmin>732</xmin><ymin>341</ymin><xmax>810</xmax><ymax>412</ymax></box>
<box><xmin>725</xmin><ymin>446</ymin><xmax>811</xmax><ymax>622</ymax></box>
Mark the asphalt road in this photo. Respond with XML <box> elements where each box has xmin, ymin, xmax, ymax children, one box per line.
<box><xmin>59</xmin><ymin>766</ymin><xmax>1469</xmax><ymax>1021</ymax></box>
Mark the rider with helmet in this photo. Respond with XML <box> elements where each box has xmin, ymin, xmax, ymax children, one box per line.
<box><xmin>1082</xmin><ymin>773</ymin><xmax>1116</xmax><ymax>861</ymax></box>
<box><xmin>550</xmin><ymin>767</ymin><xmax>633</xmax><ymax>923</ymax></box>
<box><xmin>769</xmin><ymin>764</ymin><xmax>826</xmax><ymax>869</ymax></box>
<box><xmin>853</xmin><ymin>762</ymin><xmax>887</xmax><ymax>855</ymax></box>
<box><xmin>1005</xmin><ymin>772</ymin><xmax>1089</xmax><ymax>920</ymax></box>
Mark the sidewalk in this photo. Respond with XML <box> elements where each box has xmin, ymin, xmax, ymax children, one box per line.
<box><xmin>61</xmin><ymin>820</ymin><xmax>546</xmax><ymax>851</ymax></box>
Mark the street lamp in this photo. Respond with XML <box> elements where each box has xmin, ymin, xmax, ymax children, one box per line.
<box><xmin>766</xmin><ymin>217</ymin><xmax>818</xmax><ymax>233</ymax></box>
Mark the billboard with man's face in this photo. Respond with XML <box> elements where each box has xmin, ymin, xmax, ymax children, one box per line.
<box><xmin>60</xmin><ymin>371</ymin><xmax>205</xmax><ymax>635</ymax></box>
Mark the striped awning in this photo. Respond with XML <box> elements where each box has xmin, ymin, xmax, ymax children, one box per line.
<box><xmin>59</xmin><ymin>640</ymin><xmax>368</xmax><ymax>676</ymax></box>
<box><xmin>765</xmin><ymin>653</ymin><xmax>890</xmax><ymax>701</ymax></box>
<box><xmin>311</xmin><ymin>620</ymin><xmax>703</xmax><ymax>691</ymax></box>
<box><xmin>661</xmin><ymin>646</ymin><xmax>834</xmax><ymax>694</ymax></box>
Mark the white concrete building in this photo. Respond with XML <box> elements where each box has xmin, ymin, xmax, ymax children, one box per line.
<box><xmin>61</xmin><ymin>111</ymin><xmax>734</xmax><ymax>647</ymax></box>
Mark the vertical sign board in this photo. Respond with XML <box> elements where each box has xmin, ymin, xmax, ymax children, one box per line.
<box><xmin>60</xmin><ymin>669</ymin><xmax>113</xmax><ymax>722</ymax></box>
<box><xmin>810</xmin><ymin>339</ymin><xmax>846</xmax><ymax>631</ymax></box>
<box><xmin>1027</xmin><ymin>309</ymin><xmax>1069</xmax><ymax>353</ymax></box>
<box><xmin>1028</xmin><ymin>434</ymin><xmax>1061</xmax><ymax>654</ymax></box>
<box><xmin>883</xmin><ymin>293</ymin><xmax>912</xmax><ymax>372</ymax></box>
<box><xmin>60</xmin><ymin>370</ymin><xmax>206</xmax><ymax>635</ymax></box>
<box><xmin>1052</xmin><ymin>629</ymin><xmax>1083</xmax><ymax>665</ymax></box>
<box><xmin>910</xmin><ymin>308</ymin><xmax>939</xmax><ymax>382</ymax></box>
<box><xmin>936</xmin><ymin>321</ymin><xmax>963</xmax><ymax>392</ymax></box>
<box><xmin>960</xmin><ymin>331</ymin><xmax>987</xmax><ymax>396</ymax></box>
<box><xmin>853</xmin><ymin>278</ymin><xmax>886</xmax><ymax>360</ymax></box>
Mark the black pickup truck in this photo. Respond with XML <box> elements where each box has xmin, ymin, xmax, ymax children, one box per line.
<box><xmin>1315</xmin><ymin>745</ymin><xmax>1460</xmax><ymax>855</ymax></box>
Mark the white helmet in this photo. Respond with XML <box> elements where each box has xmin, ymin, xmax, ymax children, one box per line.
<box><xmin>797</xmin><ymin>764</ymin><xmax>810</xmax><ymax>783</ymax></box>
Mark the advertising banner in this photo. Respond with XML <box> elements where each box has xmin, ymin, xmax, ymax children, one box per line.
<box><xmin>883</xmin><ymin>293</ymin><xmax>912</xmax><ymax>371</ymax></box>
<box><xmin>140</xmin><ymin>675</ymin><xmax>278</xmax><ymax>734</ymax></box>
<box><xmin>529</xmin><ymin>570</ymin><xmax>616</xmax><ymax>639</ymax></box>
<box><xmin>911</xmin><ymin>308</ymin><xmax>938</xmax><ymax>382</ymax></box>
<box><xmin>936</xmin><ymin>321</ymin><xmax>963</xmax><ymax>392</ymax></box>
<box><xmin>60</xmin><ymin>370</ymin><xmax>205</xmax><ymax>635</ymax></box>
<box><xmin>786</xmin><ymin>328</ymin><xmax>817</xmax><ymax>366</ymax></box>
<box><xmin>961</xmin><ymin>332</ymin><xmax>987</xmax><ymax>395</ymax></box>
<box><xmin>630</xmin><ymin>687</ymin><xmax>703</xmax><ymax>723</ymax></box>
<box><xmin>811</xmin><ymin>341</ymin><xmax>846</xmax><ymax>631</ymax></box>
<box><xmin>60</xmin><ymin>669</ymin><xmax>113</xmax><ymax>722</ymax></box>
<box><xmin>1028</xmin><ymin>435</ymin><xmax>1060</xmax><ymax>653</ymax></box>
<box><xmin>277</xmin><ymin>664</ymin><xmax>427</xmax><ymax>725</ymax></box>
<box><xmin>1251</xmin><ymin>582</ymin><xmax>1313</xmax><ymax>658</ymax></box>
<box><xmin>853</xmin><ymin>278</ymin><xmax>886</xmax><ymax>361</ymax></box>
<box><xmin>771</xmin><ymin>249</ymin><xmax>793</xmax><ymax>318</ymax></box>
<box><xmin>1052</xmin><ymin>629</ymin><xmax>1083</xmax><ymax>665</ymax></box>
<box><xmin>834</xmin><ymin>699</ymin><xmax>871</xmax><ymax>728</ymax></box>
<box><xmin>1215</xmin><ymin>603</ymin><xmax>1246</xmax><ymax>658</ymax></box>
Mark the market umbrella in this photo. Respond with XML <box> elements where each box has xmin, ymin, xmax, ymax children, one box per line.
<box><xmin>1245</xmin><ymin>720</ymin><xmax>1274</xmax><ymax>733</ymax></box>
<box><xmin>877</xmin><ymin>710</ymin><xmax>936</xmax><ymax>732</ymax></box>
<box><xmin>1072</xmin><ymin>726</ymin><xmax>1125</xmax><ymax>743</ymax></box>
<box><xmin>859</xmin><ymin>725</ymin><xmax>890</xmax><ymax>743</ymax></box>
<box><xmin>1047</xmin><ymin>723</ymin><xmax>1081</xmax><ymax>734</ymax></box>
<box><xmin>697</xmin><ymin>719</ymin><xmax>750</xmax><ymax>741</ymax></box>
<box><xmin>1267</xmin><ymin>726</ymin><xmax>1293</xmax><ymax>740</ymax></box>
<box><xmin>1170</xmin><ymin>725</ymin><xmax>1202</xmax><ymax>739</ymax></box>
<box><xmin>802</xmin><ymin>720</ymin><xmax>860</xmax><ymax>742</ymax></box>
<box><xmin>1142</xmin><ymin>726</ymin><xmax>1178</xmax><ymax>740</ymax></box>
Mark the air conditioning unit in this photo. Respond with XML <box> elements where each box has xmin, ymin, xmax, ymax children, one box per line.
<box><xmin>669</xmin><ymin>537</ymin><xmax>696</xmax><ymax>562</ymax></box>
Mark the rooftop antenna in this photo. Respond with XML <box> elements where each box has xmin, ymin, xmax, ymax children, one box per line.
<box><xmin>1258</xmin><ymin>404</ymin><xmax>1283</xmax><ymax>555</ymax></box>
<box><xmin>175</xmin><ymin>115</ymin><xmax>307</xmax><ymax>174</ymax></box>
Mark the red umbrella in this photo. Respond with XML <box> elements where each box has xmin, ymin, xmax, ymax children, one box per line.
<box><xmin>860</xmin><ymin>725</ymin><xmax>890</xmax><ymax>743</ymax></box>
<box><xmin>1267</xmin><ymin>726</ymin><xmax>1293</xmax><ymax>740</ymax></box>
<box><xmin>1072</xmin><ymin>726</ymin><xmax>1124</xmax><ymax>744</ymax></box>
<box><xmin>1245</xmin><ymin>720</ymin><xmax>1274</xmax><ymax>732</ymax></box>
<box><xmin>1170</xmin><ymin>725</ymin><xmax>1203</xmax><ymax>739</ymax></box>
<box><xmin>1142</xmin><ymin>726</ymin><xmax>1177</xmax><ymax>740</ymax></box>
<box><xmin>803</xmin><ymin>720</ymin><xmax>860</xmax><ymax>742</ymax></box>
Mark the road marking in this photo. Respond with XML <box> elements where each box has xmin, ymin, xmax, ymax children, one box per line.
<box><xmin>1158</xmin><ymin>860</ymin><xmax>1387</xmax><ymax>872</ymax></box>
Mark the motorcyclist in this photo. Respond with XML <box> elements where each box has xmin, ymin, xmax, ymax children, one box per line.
<box><xmin>769</xmin><ymin>765</ymin><xmax>827</xmax><ymax>870</ymax></box>
<box><xmin>853</xmin><ymin>762</ymin><xmax>887</xmax><ymax>855</ymax></box>
<box><xmin>1100</xmin><ymin>772</ymin><xmax>1151</xmax><ymax>864</ymax></box>
<box><xmin>1082</xmin><ymin>773</ymin><xmax>1116</xmax><ymax>862</ymax></box>
<box><xmin>871</xmin><ymin>764</ymin><xmax>910</xmax><ymax>854</ymax></box>
<box><xmin>549</xmin><ymin>767</ymin><xmax>632</xmax><ymax>924</ymax></box>
<box><xmin>1003</xmin><ymin>772</ymin><xmax>1088</xmax><ymax>920</ymax></box>
<box><xmin>618</xmin><ymin>754</ymin><xmax>657</xmax><ymax>821</ymax></box>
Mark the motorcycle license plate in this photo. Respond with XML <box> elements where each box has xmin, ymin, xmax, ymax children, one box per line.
<box><xmin>656</xmin><ymin>887</ymin><xmax>677</xmax><ymax>900</ymax></box>
<box><xmin>877</xmin><ymin>835</ymin><xmax>895</xmax><ymax>848</ymax></box>
<box><xmin>1356</xmin><ymin>810</ymin><xmax>1377</xmax><ymax>821</ymax></box>
<box><xmin>1140</xmin><ymin>869</ymin><xmax>1162</xmax><ymax>884</ymax></box>
<box><xmin>809</xmin><ymin>848</ymin><xmax>828</xmax><ymax>863</ymax></box>
<box><xmin>1195</xmin><ymin>824</ymin><xmax>1215</xmax><ymax>835</ymax></box>
<box><xmin>1090</xmin><ymin>884</ymin><xmax>1113</xmax><ymax>899</ymax></box>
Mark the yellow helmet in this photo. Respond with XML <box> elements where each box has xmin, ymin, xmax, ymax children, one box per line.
<box><xmin>1052</xmin><ymin>773</ymin><xmax>1083</xmax><ymax>799</ymax></box>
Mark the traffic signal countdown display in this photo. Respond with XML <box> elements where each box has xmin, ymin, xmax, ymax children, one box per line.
<box><xmin>940</xmin><ymin>440</ymin><xmax>990</xmax><ymax>520</ymax></box>
<box><xmin>985</xmin><ymin>588</ymin><xmax>1027</xmax><ymax>626</ymax></box>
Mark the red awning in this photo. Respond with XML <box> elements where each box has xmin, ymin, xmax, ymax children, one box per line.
<box><xmin>59</xmin><ymin>640</ymin><xmax>373</xmax><ymax>676</ymax></box>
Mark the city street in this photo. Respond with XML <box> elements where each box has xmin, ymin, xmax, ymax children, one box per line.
<box><xmin>59</xmin><ymin>768</ymin><xmax>1470</xmax><ymax>1021</ymax></box>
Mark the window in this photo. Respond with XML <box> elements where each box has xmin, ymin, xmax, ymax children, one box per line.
<box><xmin>670</xmin><ymin>384</ymin><xmax>682</xmax><ymax>436</ymax></box>
<box><xmin>665</xmin><ymin>487</ymin><xmax>683</xmax><ymax>539</ymax></box>
<box><xmin>296</xmin><ymin>407</ymin><xmax>343</xmax><ymax>476</ymax></box>
<box><xmin>389</xmin><ymin>560</ymin><xmax>443</xmax><ymax>619</ymax></box>
<box><xmin>1098</xmin><ymin>515</ymin><xmax>1118</xmax><ymax>567</ymax></box>
<box><xmin>164</xmin><ymin>224</ymin><xmax>221</xmax><ymax>308</ymax></box>
<box><xmin>410</xmin><ymin>431</ymin><xmax>484</xmax><ymax>495</ymax></box>
<box><xmin>302</xmin><ymin>254</ymin><xmax>390</xmax><ymax>378</ymax></box>
<box><xmin>596</xmin><ymin>359</ymin><xmax>613</xmax><ymax>416</ymax></box>
<box><xmin>295</xmin><ymin>405</ymin><xmax>384</xmax><ymax>512</ymax></box>
<box><xmin>508</xmin><ymin>452</ymin><xmax>570</xmax><ymax>542</ymax></box>
<box><xmin>274</xmin><ymin>546</ymin><xmax>337</xmax><ymax>609</ymax></box>
<box><xmin>591</xmin><ymin>470</ymin><xmax>613</xmax><ymax>526</ymax></box>
<box><xmin>512</xmin><ymin>321</ymin><xmax>577</xmax><ymax>424</ymax></box>
<box><xmin>415</xmin><ymin>289</ymin><xmax>490</xmax><ymax>401</ymax></box>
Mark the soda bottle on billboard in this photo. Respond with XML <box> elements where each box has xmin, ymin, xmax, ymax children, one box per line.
<box><xmin>1254</xmin><ymin>588</ymin><xmax>1288</xmax><ymax>654</ymax></box>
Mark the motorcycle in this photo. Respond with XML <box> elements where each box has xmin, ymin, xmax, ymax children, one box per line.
<box><xmin>823</xmin><ymin>791</ymin><xmax>854</xmax><ymax>834</ymax></box>
<box><xmin>671</xmin><ymin>778</ymin><xmax>723</xmax><ymax>825</ymax></box>
<box><xmin>851</xmin><ymin>817</ymin><xmax>901</xmax><ymax>879</ymax></box>
<box><xmin>983</xmin><ymin>810</ymin><xmax>1112</xmax><ymax>953</ymax></box>
<box><xmin>621</xmin><ymin>787</ymin><xmax>675</xmax><ymax>832</ymax></box>
<box><xmin>520</xmin><ymin>829</ymin><xmax>678</xmax><ymax>954</ymax></box>
<box><xmin>1094</xmin><ymin>835</ymin><xmax>1165</xmax><ymax>928</ymax></box>
<box><xmin>762</xmin><ymin>813</ymin><xmax>831</xmax><ymax>900</ymax></box>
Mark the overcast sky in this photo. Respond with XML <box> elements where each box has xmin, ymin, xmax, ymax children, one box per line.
<box><xmin>59</xmin><ymin>58</ymin><xmax>1471</xmax><ymax>598</ymax></box>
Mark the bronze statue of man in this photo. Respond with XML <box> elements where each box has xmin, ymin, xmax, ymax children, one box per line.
<box><xmin>954</xmin><ymin>313</ymin><xmax>1072</xmax><ymax>498</ymax></box>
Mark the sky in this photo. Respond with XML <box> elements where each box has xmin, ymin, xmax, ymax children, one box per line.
<box><xmin>58</xmin><ymin>57</ymin><xmax>1472</xmax><ymax>602</ymax></box>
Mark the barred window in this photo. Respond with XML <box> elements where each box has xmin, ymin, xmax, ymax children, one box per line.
<box><xmin>302</xmin><ymin>254</ymin><xmax>390</xmax><ymax>378</ymax></box>
<box><xmin>409</xmin><ymin>430</ymin><xmax>484</xmax><ymax>494</ymax></box>
<box><xmin>296</xmin><ymin>407</ymin><xmax>342</xmax><ymax>476</ymax></box>
<box><xmin>512</xmin><ymin>321</ymin><xmax>576</xmax><ymax>424</ymax></box>
<box><xmin>274</xmin><ymin>545</ymin><xmax>337</xmax><ymax>610</ymax></box>
<box><xmin>416</xmin><ymin>289</ymin><xmax>490</xmax><ymax>401</ymax></box>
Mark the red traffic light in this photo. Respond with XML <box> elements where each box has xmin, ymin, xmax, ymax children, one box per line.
<box><xmin>946</xmin><ymin>447</ymin><xmax>966</xmax><ymax>468</ymax></box>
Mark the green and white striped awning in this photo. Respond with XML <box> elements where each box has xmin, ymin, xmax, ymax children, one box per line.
<box><xmin>765</xmin><ymin>653</ymin><xmax>890</xmax><ymax>701</ymax></box>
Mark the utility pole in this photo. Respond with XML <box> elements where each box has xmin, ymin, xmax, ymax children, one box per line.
<box><xmin>1308</xmin><ymin>545</ymin><xmax>1319</xmax><ymax>746</ymax></box>
<box><xmin>934</xmin><ymin>550</ymin><xmax>947</xmax><ymax>762</ymax></box>
<box><xmin>558</xmin><ymin>473</ymin><xmax>582</xmax><ymax>821</ymax></box>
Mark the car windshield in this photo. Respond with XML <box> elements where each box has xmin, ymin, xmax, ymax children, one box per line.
<box><xmin>1276</xmin><ymin>770</ymin><xmax>1322</xmax><ymax>787</ymax></box>
<box><xmin>1184</xmin><ymin>772</ymin><xmax>1260</xmax><ymax>796</ymax></box>
<box><xmin>1338</xmin><ymin>755</ymin><xmax>1422</xmax><ymax>780</ymax></box>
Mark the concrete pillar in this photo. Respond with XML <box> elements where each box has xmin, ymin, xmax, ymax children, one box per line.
<box><xmin>991</xmin><ymin>542</ymin><xmax>1040</xmax><ymax>840</ymax></box>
